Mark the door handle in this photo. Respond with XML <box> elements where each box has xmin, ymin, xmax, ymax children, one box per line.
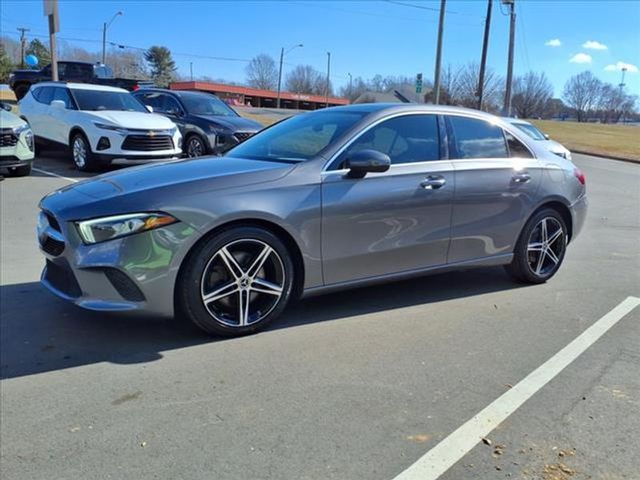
<box><xmin>512</xmin><ymin>172</ymin><xmax>531</xmax><ymax>183</ymax></box>
<box><xmin>420</xmin><ymin>175</ymin><xmax>446</xmax><ymax>190</ymax></box>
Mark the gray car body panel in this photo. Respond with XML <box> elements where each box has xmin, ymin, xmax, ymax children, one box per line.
<box><xmin>38</xmin><ymin>104</ymin><xmax>587</xmax><ymax>318</ymax></box>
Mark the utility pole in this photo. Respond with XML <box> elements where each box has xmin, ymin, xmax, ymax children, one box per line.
<box><xmin>325</xmin><ymin>51</ymin><xmax>331</xmax><ymax>108</ymax></box>
<box><xmin>102</xmin><ymin>11</ymin><xmax>123</xmax><ymax>65</ymax></box>
<box><xmin>476</xmin><ymin>0</ymin><xmax>493</xmax><ymax>110</ymax></box>
<box><xmin>502</xmin><ymin>0</ymin><xmax>516</xmax><ymax>116</ymax></box>
<box><xmin>276</xmin><ymin>43</ymin><xmax>303</xmax><ymax>109</ymax></box>
<box><xmin>17</xmin><ymin>27</ymin><xmax>30</xmax><ymax>68</ymax></box>
<box><xmin>43</xmin><ymin>0</ymin><xmax>59</xmax><ymax>80</ymax></box>
<box><xmin>433</xmin><ymin>0</ymin><xmax>446</xmax><ymax>104</ymax></box>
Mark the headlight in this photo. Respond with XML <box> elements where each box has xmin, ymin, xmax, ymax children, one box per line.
<box><xmin>13</xmin><ymin>123</ymin><xmax>31</xmax><ymax>135</ymax></box>
<box><xmin>93</xmin><ymin>122</ymin><xmax>128</xmax><ymax>135</ymax></box>
<box><xmin>76</xmin><ymin>212</ymin><xmax>178</xmax><ymax>244</ymax></box>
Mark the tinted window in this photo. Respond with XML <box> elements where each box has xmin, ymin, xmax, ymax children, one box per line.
<box><xmin>63</xmin><ymin>63</ymin><xmax>92</xmax><ymax>79</ymax></box>
<box><xmin>505</xmin><ymin>130</ymin><xmax>533</xmax><ymax>158</ymax></box>
<box><xmin>180</xmin><ymin>92</ymin><xmax>238</xmax><ymax>117</ymax></box>
<box><xmin>33</xmin><ymin>86</ymin><xmax>54</xmax><ymax>105</ymax></box>
<box><xmin>449</xmin><ymin>116</ymin><xmax>508</xmax><ymax>159</ymax></box>
<box><xmin>70</xmin><ymin>89</ymin><xmax>147</xmax><ymax>112</ymax></box>
<box><xmin>227</xmin><ymin>111</ymin><xmax>367</xmax><ymax>162</ymax></box>
<box><xmin>136</xmin><ymin>93</ymin><xmax>182</xmax><ymax>114</ymax></box>
<box><xmin>340</xmin><ymin>114</ymin><xmax>440</xmax><ymax>166</ymax></box>
<box><xmin>52</xmin><ymin>87</ymin><xmax>76</xmax><ymax>109</ymax></box>
<box><xmin>94</xmin><ymin>65</ymin><xmax>113</xmax><ymax>78</ymax></box>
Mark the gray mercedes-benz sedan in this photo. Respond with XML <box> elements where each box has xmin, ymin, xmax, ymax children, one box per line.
<box><xmin>37</xmin><ymin>104</ymin><xmax>587</xmax><ymax>336</ymax></box>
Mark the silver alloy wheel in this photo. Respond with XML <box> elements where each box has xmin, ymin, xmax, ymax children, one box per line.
<box><xmin>72</xmin><ymin>136</ymin><xmax>87</xmax><ymax>168</ymax></box>
<box><xmin>187</xmin><ymin>136</ymin><xmax>205</xmax><ymax>158</ymax></box>
<box><xmin>527</xmin><ymin>217</ymin><xmax>565</xmax><ymax>277</ymax></box>
<box><xmin>200</xmin><ymin>239</ymin><xmax>285</xmax><ymax>327</ymax></box>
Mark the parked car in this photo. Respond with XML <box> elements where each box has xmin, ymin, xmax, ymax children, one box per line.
<box><xmin>9</xmin><ymin>61</ymin><xmax>153</xmax><ymax>101</ymax></box>
<box><xmin>20</xmin><ymin>82</ymin><xmax>182</xmax><ymax>171</ymax></box>
<box><xmin>505</xmin><ymin>118</ymin><xmax>572</xmax><ymax>160</ymax></box>
<box><xmin>133</xmin><ymin>89</ymin><xmax>262</xmax><ymax>157</ymax></box>
<box><xmin>0</xmin><ymin>101</ymin><xmax>34</xmax><ymax>176</ymax></box>
<box><xmin>36</xmin><ymin>104</ymin><xmax>587</xmax><ymax>336</ymax></box>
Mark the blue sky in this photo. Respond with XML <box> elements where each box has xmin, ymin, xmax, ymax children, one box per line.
<box><xmin>2</xmin><ymin>0</ymin><xmax>639</xmax><ymax>96</ymax></box>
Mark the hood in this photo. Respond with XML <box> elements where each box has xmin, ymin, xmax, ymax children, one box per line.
<box><xmin>193</xmin><ymin>114</ymin><xmax>263</xmax><ymax>132</ymax></box>
<box><xmin>85</xmin><ymin>111</ymin><xmax>176</xmax><ymax>130</ymax></box>
<box><xmin>0</xmin><ymin>109</ymin><xmax>26</xmax><ymax>129</ymax></box>
<box><xmin>40</xmin><ymin>156</ymin><xmax>296</xmax><ymax>221</ymax></box>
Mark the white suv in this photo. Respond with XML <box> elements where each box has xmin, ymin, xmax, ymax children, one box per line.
<box><xmin>20</xmin><ymin>82</ymin><xmax>182</xmax><ymax>171</ymax></box>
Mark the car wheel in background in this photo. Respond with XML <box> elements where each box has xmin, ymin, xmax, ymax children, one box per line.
<box><xmin>177</xmin><ymin>226</ymin><xmax>295</xmax><ymax>336</ymax></box>
<box><xmin>5</xmin><ymin>164</ymin><xmax>32</xmax><ymax>177</ymax></box>
<box><xmin>505</xmin><ymin>208</ymin><xmax>568</xmax><ymax>284</ymax></box>
<box><xmin>70</xmin><ymin>132</ymin><xmax>103</xmax><ymax>172</ymax></box>
<box><xmin>185</xmin><ymin>134</ymin><xmax>207</xmax><ymax>158</ymax></box>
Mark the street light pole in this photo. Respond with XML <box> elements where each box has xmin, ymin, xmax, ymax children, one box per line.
<box><xmin>325</xmin><ymin>51</ymin><xmax>331</xmax><ymax>107</ymax></box>
<box><xmin>477</xmin><ymin>0</ymin><xmax>493</xmax><ymax>110</ymax></box>
<box><xmin>102</xmin><ymin>11</ymin><xmax>123</xmax><ymax>65</ymax></box>
<box><xmin>276</xmin><ymin>43</ymin><xmax>303</xmax><ymax>109</ymax></box>
<box><xmin>502</xmin><ymin>0</ymin><xmax>516</xmax><ymax>116</ymax></box>
<box><xmin>433</xmin><ymin>0</ymin><xmax>446</xmax><ymax>104</ymax></box>
<box><xmin>348</xmin><ymin>72</ymin><xmax>352</xmax><ymax>98</ymax></box>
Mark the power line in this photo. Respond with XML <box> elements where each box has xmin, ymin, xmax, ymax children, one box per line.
<box><xmin>385</xmin><ymin>0</ymin><xmax>484</xmax><ymax>17</ymax></box>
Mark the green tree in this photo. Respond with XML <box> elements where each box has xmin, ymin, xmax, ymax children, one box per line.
<box><xmin>0</xmin><ymin>44</ymin><xmax>14</xmax><ymax>82</ymax></box>
<box><xmin>144</xmin><ymin>46</ymin><xmax>176</xmax><ymax>88</ymax></box>
<box><xmin>26</xmin><ymin>39</ymin><xmax>51</xmax><ymax>68</ymax></box>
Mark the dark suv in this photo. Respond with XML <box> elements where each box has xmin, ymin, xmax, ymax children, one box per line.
<box><xmin>133</xmin><ymin>89</ymin><xmax>262</xmax><ymax>157</ymax></box>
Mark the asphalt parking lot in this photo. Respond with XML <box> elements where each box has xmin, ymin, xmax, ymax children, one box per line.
<box><xmin>1</xmin><ymin>153</ymin><xmax>639</xmax><ymax>480</ymax></box>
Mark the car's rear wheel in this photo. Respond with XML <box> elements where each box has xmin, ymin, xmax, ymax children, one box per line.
<box><xmin>185</xmin><ymin>134</ymin><xmax>207</xmax><ymax>158</ymax></box>
<box><xmin>505</xmin><ymin>208</ymin><xmax>568</xmax><ymax>284</ymax></box>
<box><xmin>177</xmin><ymin>227</ymin><xmax>295</xmax><ymax>336</ymax></box>
<box><xmin>5</xmin><ymin>164</ymin><xmax>32</xmax><ymax>177</ymax></box>
<box><xmin>70</xmin><ymin>133</ymin><xmax>103</xmax><ymax>172</ymax></box>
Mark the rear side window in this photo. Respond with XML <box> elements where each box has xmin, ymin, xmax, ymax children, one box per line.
<box><xmin>505</xmin><ymin>131</ymin><xmax>533</xmax><ymax>158</ymax></box>
<box><xmin>448</xmin><ymin>116</ymin><xmax>508</xmax><ymax>159</ymax></box>
<box><xmin>340</xmin><ymin>114</ymin><xmax>441</xmax><ymax>166</ymax></box>
<box><xmin>32</xmin><ymin>86</ymin><xmax>54</xmax><ymax>105</ymax></box>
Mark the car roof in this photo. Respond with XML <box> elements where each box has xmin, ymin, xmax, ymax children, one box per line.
<box><xmin>325</xmin><ymin>103</ymin><xmax>508</xmax><ymax>122</ymax></box>
<box><xmin>34</xmin><ymin>82</ymin><xmax>128</xmax><ymax>93</ymax></box>
<box><xmin>503</xmin><ymin>117</ymin><xmax>532</xmax><ymax>126</ymax></box>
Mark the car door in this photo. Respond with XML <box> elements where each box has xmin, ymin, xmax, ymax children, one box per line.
<box><xmin>321</xmin><ymin>113</ymin><xmax>455</xmax><ymax>285</ymax></box>
<box><xmin>49</xmin><ymin>87</ymin><xmax>76</xmax><ymax>144</ymax></box>
<box><xmin>158</xmin><ymin>94</ymin><xmax>186</xmax><ymax>131</ymax></box>
<box><xmin>445</xmin><ymin>114</ymin><xmax>542</xmax><ymax>264</ymax></box>
<box><xmin>27</xmin><ymin>86</ymin><xmax>54</xmax><ymax>140</ymax></box>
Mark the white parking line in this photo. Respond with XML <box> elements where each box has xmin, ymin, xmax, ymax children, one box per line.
<box><xmin>392</xmin><ymin>295</ymin><xmax>640</xmax><ymax>480</ymax></box>
<box><xmin>32</xmin><ymin>167</ymin><xmax>79</xmax><ymax>183</ymax></box>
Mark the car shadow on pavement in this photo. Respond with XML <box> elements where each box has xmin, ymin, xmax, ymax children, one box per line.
<box><xmin>0</xmin><ymin>267</ymin><xmax>521</xmax><ymax>380</ymax></box>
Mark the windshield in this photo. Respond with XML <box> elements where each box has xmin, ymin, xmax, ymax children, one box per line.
<box><xmin>513</xmin><ymin>122</ymin><xmax>546</xmax><ymax>141</ymax></box>
<box><xmin>180</xmin><ymin>93</ymin><xmax>238</xmax><ymax>117</ymax></box>
<box><xmin>226</xmin><ymin>111</ymin><xmax>367</xmax><ymax>162</ymax></box>
<box><xmin>71</xmin><ymin>89</ymin><xmax>147</xmax><ymax>112</ymax></box>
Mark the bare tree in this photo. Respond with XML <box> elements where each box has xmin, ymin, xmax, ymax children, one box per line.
<box><xmin>285</xmin><ymin>65</ymin><xmax>322</xmax><ymax>94</ymax></box>
<box><xmin>597</xmin><ymin>84</ymin><xmax>637</xmax><ymax>124</ymax></box>
<box><xmin>562</xmin><ymin>71</ymin><xmax>602</xmax><ymax>122</ymax></box>
<box><xmin>511</xmin><ymin>71</ymin><xmax>553</xmax><ymax>119</ymax></box>
<box><xmin>245</xmin><ymin>54</ymin><xmax>278</xmax><ymax>90</ymax></box>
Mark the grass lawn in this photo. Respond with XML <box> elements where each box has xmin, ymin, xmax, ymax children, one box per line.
<box><xmin>530</xmin><ymin>119</ymin><xmax>639</xmax><ymax>162</ymax></box>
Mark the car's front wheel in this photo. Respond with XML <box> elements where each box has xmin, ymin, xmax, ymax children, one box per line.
<box><xmin>177</xmin><ymin>227</ymin><xmax>295</xmax><ymax>336</ymax></box>
<box><xmin>185</xmin><ymin>134</ymin><xmax>207</xmax><ymax>158</ymax></box>
<box><xmin>70</xmin><ymin>133</ymin><xmax>104</xmax><ymax>172</ymax></box>
<box><xmin>505</xmin><ymin>208</ymin><xmax>568</xmax><ymax>283</ymax></box>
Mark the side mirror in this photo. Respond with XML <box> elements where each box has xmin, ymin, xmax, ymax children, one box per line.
<box><xmin>543</xmin><ymin>133</ymin><xmax>550</xmax><ymax>140</ymax></box>
<box><xmin>50</xmin><ymin>100</ymin><xmax>66</xmax><ymax>109</ymax></box>
<box><xmin>0</xmin><ymin>102</ymin><xmax>12</xmax><ymax>112</ymax></box>
<box><xmin>145</xmin><ymin>105</ymin><xmax>154</xmax><ymax>113</ymax></box>
<box><xmin>345</xmin><ymin>149</ymin><xmax>391</xmax><ymax>178</ymax></box>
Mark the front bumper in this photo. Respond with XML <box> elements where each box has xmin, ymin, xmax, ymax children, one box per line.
<box><xmin>88</xmin><ymin>126</ymin><xmax>183</xmax><ymax>160</ymax></box>
<box><xmin>206</xmin><ymin>130</ymin><xmax>256</xmax><ymax>155</ymax></box>
<box><xmin>38</xmin><ymin>210</ymin><xmax>197</xmax><ymax>317</ymax></box>
<box><xmin>0</xmin><ymin>129</ymin><xmax>35</xmax><ymax>166</ymax></box>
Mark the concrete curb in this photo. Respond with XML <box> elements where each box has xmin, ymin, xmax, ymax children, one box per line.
<box><xmin>571</xmin><ymin>150</ymin><xmax>640</xmax><ymax>165</ymax></box>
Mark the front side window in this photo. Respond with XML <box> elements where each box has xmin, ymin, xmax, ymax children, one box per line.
<box><xmin>227</xmin><ymin>111</ymin><xmax>367</xmax><ymax>162</ymax></box>
<box><xmin>52</xmin><ymin>87</ymin><xmax>76</xmax><ymax>109</ymax></box>
<box><xmin>180</xmin><ymin>93</ymin><xmax>238</xmax><ymax>117</ymax></box>
<box><xmin>33</xmin><ymin>86</ymin><xmax>54</xmax><ymax>105</ymax></box>
<box><xmin>70</xmin><ymin>89</ymin><xmax>147</xmax><ymax>113</ymax></box>
<box><xmin>448</xmin><ymin>116</ymin><xmax>508</xmax><ymax>159</ymax></box>
<box><xmin>338</xmin><ymin>114</ymin><xmax>440</xmax><ymax>166</ymax></box>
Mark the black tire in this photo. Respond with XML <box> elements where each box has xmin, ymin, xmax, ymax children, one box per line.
<box><xmin>14</xmin><ymin>84</ymin><xmax>30</xmax><ymax>101</ymax></box>
<box><xmin>6</xmin><ymin>163</ymin><xmax>32</xmax><ymax>177</ymax></box>
<box><xmin>505</xmin><ymin>208</ymin><xmax>568</xmax><ymax>284</ymax></box>
<box><xmin>70</xmin><ymin>132</ymin><xmax>103</xmax><ymax>172</ymax></box>
<box><xmin>185</xmin><ymin>134</ymin><xmax>208</xmax><ymax>158</ymax></box>
<box><xmin>177</xmin><ymin>227</ymin><xmax>295</xmax><ymax>336</ymax></box>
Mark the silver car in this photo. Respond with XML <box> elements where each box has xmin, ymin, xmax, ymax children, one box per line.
<box><xmin>37</xmin><ymin>104</ymin><xmax>588</xmax><ymax>336</ymax></box>
<box><xmin>505</xmin><ymin>117</ymin><xmax>572</xmax><ymax>160</ymax></box>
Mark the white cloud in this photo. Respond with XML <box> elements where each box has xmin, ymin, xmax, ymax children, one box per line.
<box><xmin>545</xmin><ymin>38</ymin><xmax>562</xmax><ymax>47</ymax></box>
<box><xmin>604</xmin><ymin>61</ymin><xmax>639</xmax><ymax>73</ymax></box>
<box><xmin>582</xmin><ymin>40</ymin><xmax>608</xmax><ymax>50</ymax></box>
<box><xmin>569</xmin><ymin>53</ymin><xmax>593</xmax><ymax>64</ymax></box>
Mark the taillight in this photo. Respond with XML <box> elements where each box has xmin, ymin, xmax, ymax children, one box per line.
<box><xmin>132</xmin><ymin>84</ymin><xmax>140</xmax><ymax>91</ymax></box>
<box><xmin>574</xmin><ymin>168</ymin><xmax>586</xmax><ymax>186</ymax></box>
